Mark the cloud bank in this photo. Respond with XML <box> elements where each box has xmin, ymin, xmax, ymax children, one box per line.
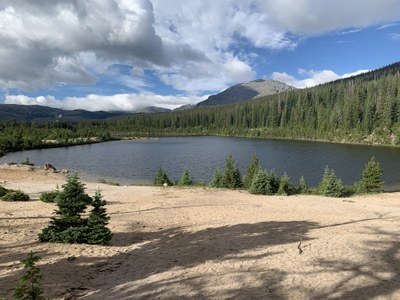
<box><xmin>272</xmin><ymin>69</ymin><xmax>369</xmax><ymax>88</ymax></box>
<box><xmin>1</xmin><ymin>0</ymin><xmax>399</xmax><ymax>109</ymax></box>
<box><xmin>4</xmin><ymin>93</ymin><xmax>205</xmax><ymax>111</ymax></box>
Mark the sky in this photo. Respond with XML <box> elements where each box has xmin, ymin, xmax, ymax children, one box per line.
<box><xmin>1</xmin><ymin>0</ymin><xmax>400</xmax><ymax>112</ymax></box>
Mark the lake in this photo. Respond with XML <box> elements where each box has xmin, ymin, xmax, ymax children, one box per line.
<box><xmin>1</xmin><ymin>136</ymin><xmax>400</xmax><ymax>190</ymax></box>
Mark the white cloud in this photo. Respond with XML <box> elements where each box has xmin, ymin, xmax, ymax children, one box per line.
<box><xmin>390</xmin><ymin>33</ymin><xmax>400</xmax><ymax>40</ymax></box>
<box><xmin>264</xmin><ymin>0</ymin><xmax>400</xmax><ymax>35</ymax></box>
<box><xmin>4</xmin><ymin>93</ymin><xmax>206</xmax><ymax>111</ymax></box>
<box><xmin>0</xmin><ymin>0</ymin><xmax>400</xmax><ymax>110</ymax></box>
<box><xmin>272</xmin><ymin>68</ymin><xmax>369</xmax><ymax>88</ymax></box>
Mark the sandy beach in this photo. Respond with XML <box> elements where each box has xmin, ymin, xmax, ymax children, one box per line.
<box><xmin>1</xmin><ymin>164</ymin><xmax>400</xmax><ymax>299</ymax></box>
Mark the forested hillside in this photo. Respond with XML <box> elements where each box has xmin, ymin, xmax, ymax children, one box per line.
<box><xmin>103</xmin><ymin>62</ymin><xmax>400</xmax><ymax>145</ymax></box>
<box><xmin>1</xmin><ymin>62</ymin><xmax>400</xmax><ymax>156</ymax></box>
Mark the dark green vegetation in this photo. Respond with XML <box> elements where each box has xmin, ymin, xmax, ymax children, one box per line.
<box><xmin>13</xmin><ymin>252</ymin><xmax>48</xmax><ymax>300</ymax></box>
<box><xmin>81</xmin><ymin>62</ymin><xmax>400</xmax><ymax>145</ymax></box>
<box><xmin>39</xmin><ymin>190</ymin><xmax>60</xmax><ymax>203</ymax></box>
<box><xmin>0</xmin><ymin>186</ymin><xmax>30</xmax><ymax>202</ymax></box>
<box><xmin>157</xmin><ymin>154</ymin><xmax>384</xmax><ymax>198</ymax></box>
<box><xmin>1</xmin><ymin>62</ymin><xmax>400</xmax><ymax>158</ymax></box>
<box><xmin>38</xmin><ymin>174</ymin><xmax>112</xmax><ymax>244</ymax></box>
<box><xmin>153</xmin><ymin>167</ymin><xmax>173</xmax><ymax>186</ymax></box>
<box><xmin>359</xmin><ymin>156</ymin><xmax>384</xmax><ymax>193</ymax></box>
<box><xmin>178</xmin><ymin>167</ymin><xmax>193</xmax><ymax>186</ymax></box>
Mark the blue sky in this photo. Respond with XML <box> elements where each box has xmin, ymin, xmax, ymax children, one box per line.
<box><xmin>1</xmin><ymin>0</ymin><xmax>400</xmax><ymax>111</ymax></box>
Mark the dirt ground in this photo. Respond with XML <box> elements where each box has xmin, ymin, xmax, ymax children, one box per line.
<box><xmin>1</xmin><ymin>164</ymin><xmax>400</xmax><ymax>299</ymax></box>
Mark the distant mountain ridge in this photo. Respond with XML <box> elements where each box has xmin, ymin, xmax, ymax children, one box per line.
<box><xmin>196</xmin><ymin>78</ymin><xmax>294</xmax><ymax>107</ymax></box>
<box><xmin>0</xmin><ymin>104</ymin><xmax>169</xmax><ymax>123</ymax></box>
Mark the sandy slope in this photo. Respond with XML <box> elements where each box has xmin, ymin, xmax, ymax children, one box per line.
<box><xmin>1</xmin><ymin>165</ymin><xmax>400</xmax><ymax>299</ymax></box>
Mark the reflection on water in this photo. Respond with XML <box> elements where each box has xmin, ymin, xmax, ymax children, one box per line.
<box><xmin>1</xmin><ymin>136</ymin><xmax>400</xmax><ymax>191</ymax></box>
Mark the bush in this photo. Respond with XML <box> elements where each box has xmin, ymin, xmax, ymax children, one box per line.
<box><xmin>0</xmin><ymin>186</ymin><xmax>8</xmax><ymax>197</ymax></box>
<box><xmin>40</xmin><ymin>191</ymin><xmax>59</xmax><ymax>203</ymax></box>
<box><xmin>13</xmin><ymin>251</ymin><xmax>47</xmax><ymax>300</ymax></box>
<box><xmin>1</xmin><ymin>190</ymin><xmax>30</xmax><ymax>202</ymax></box>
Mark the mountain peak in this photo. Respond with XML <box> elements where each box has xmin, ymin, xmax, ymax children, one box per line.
<box><xmin>196</xmin><ymin>78</ymin><xmax>294</xmax><ymax>107</ymax></box>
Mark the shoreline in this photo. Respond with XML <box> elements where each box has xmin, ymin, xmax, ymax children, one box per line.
<box><xmin>1</xmin><ymin>165</ymin><xmax>400</xmax><ymax>299</ymax></box>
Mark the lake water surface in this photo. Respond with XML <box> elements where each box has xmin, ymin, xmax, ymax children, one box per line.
<box><xmin>1</xmin><ymin>136</ymin><xmax>400</xmax><ymax>190</ymax></box>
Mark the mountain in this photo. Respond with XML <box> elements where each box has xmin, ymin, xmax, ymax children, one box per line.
<box><xmin>174</xmin><ymin>104</ymin><xmax>196</xmax><ymax>111</ymax></box>
<box><xmin>196</xmin><ymin>79</ymin><xmax>294</xmax><ymax>107</ymax></box>
<box><xmin>0</xmin><ymin>104</ymin><xmax>173</xmax><ymax>123</ymax></box>
<box><xmin>136</xmin><ymin>106</ymin><xmax>172</xmax><ymax>114</ymax></box>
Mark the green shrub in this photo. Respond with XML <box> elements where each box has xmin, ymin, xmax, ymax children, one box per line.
<box><xmin>1</xmin><ymin>190</ymin><xmax>30</xmax><ymax>202</ymax></box>
<box><xmin>13</xmin><ymin>251</ymin><xmax>48</xmax><ymax>300</ymax></box>
<box><xmin>39</xmin><ymin>191</ymin><xmax>59</xmax><ymax>203</ymax></box>
<box><xmin>0</xmin><ymin>186</ymin><xmax>8</xmax><ymax>197</ymax></box>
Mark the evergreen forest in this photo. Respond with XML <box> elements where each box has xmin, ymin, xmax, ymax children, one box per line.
<box><xmin>1</xmin><ymin>62</ymin><xmax>400</xmax><ymax>156</ymax></box>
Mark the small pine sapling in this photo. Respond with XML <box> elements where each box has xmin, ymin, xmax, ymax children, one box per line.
<box><xmin>209</xmin><ymin>168</ymin><xmax>223</xmax><ymax>188</ymax></box>
<box><xmin>13</xmin><ymin>251</ymin><xmax>47</xmax><ymax>300</ymax></box>
<box><xmin>86</xmin><ymin>191</ymin><xmax>112</xmax><ymax>245</ymax></box>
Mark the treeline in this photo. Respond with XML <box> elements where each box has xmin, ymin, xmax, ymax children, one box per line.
<box><xmin>0</xmin><ymin>121</ymin><xmax>112</xmax><ymax>156</ymax></box>
<box><xmin>1</xmin><ymin>62</ymin><xmax>400</xmax><ymax>157</ymax></box>
<box><xmin>102</xmin><ymin>62</ymin><xmax>400</xmax><ymax>144</ymax></box>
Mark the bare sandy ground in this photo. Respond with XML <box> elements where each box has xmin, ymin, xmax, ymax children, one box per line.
<box><xmin>1</xmin><ymin>164</ymin><xmax>400</xmax><ymax>299</ymax></box>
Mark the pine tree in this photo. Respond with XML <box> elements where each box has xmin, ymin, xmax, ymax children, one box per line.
<box><xmin>86</xmin><ymin>191</ymin><xmax>112</xmax><ymax>245</ymax></box>
<box><xmin>209</xmin><ymin>168</ymin><xmax>223</xmax><ymax>188</ymax></box>
<box><xmin>221</xmin><ymin>154</ymin><xmax>242</xmax><ymax>189</ymax></box>
<box><xmin>249</xmin><ymin>169</ymin><xmax>268</xmax><ymax>195</ymax></box>
<box><xmin>13</xmin><ymin>251</ymin><xmax>47</xmax><ymax>300</ymax></box>
<box><xmin>178</xmin><ymin>167</ymin><xmax>193</xmax><ymax>186</ymax></box>
<box><xmin>153</xmin><ymin>167</ymin><xmax>173</xmax><ymax>186</ymax></box>
<box><xmin>265</xmin><ymin>170</ymin><xmax>280</xmax><ymax>195</ymax></box>
<box><xmin>298</xmin><ymin>176</ymin><xmax>309</xmax><ymax>194</ymax></box>
<box><xmin>360</xmin><ymin>156</ymin><xmax>384</xmax><ymax>193</ymax></box>
<box><xmin>233</xmin><ymin>165</ymin><xmax>243</xmax><ymax>189</ymax></box>
<box><xmin>38</xmin><ymin>173</ymin><xmax>92</xmax><ymax>243</ymax></box>
<box><xmin>222</xmin><ymin>154</ymin><xmax>236</xmax><ymax>188</ymax></box>
<box><xmin>319</xmin><ymin>167</ymin><xmax>345</xmax><ymax>197</ymax></box>
<box><xmin>278</xmin><ymin>172</ymin><xmax>296</xmax><ymax>195</ymax></box>
<box><xmin>244</xmin><ymin>154</ymin><xmax>260</xmax><ymax>189</ymax></box>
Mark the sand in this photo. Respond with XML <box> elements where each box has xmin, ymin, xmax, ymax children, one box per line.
<box><xmin>1</xmin><ymin>164</ymin><xmax>400</xmax><ymax>299</ymax></box>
